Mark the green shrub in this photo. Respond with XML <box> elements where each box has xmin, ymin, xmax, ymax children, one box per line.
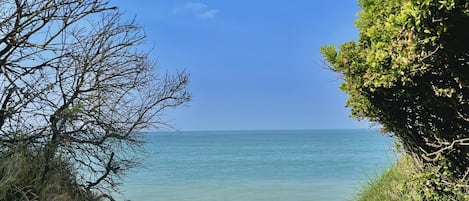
<box><xmin>357</xmin><ymin>155</ymin><xmax>469</xmax><ymax>201</ymax></box>
<box><xmin>321</xmin><ymin>0</ymin><xmax>469</xmax><ymax>198</ymax></box>
<box><xmin>0</xmin><ymin>147</ymin><xmax>99</xmax><ymax>201</ymax></box>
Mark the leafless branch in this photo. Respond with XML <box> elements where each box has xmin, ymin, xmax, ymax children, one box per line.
<box><xmin>0</xmin><ymin>0</ymin><xmax>191</xmax><ymax>198</ymax></box>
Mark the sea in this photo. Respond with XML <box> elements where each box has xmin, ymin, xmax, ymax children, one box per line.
<box><xmin>115</xmin><ymin>129</ymin><xmax>395</xmax><ymax>201</ymax></box>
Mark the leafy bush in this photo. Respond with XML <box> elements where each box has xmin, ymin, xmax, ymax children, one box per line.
<box><xmin>321</xmin><ymin>0</ymin><xmax>469</xmax><ymax>197</ymax></box>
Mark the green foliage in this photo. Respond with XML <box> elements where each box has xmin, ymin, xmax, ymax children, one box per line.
<box><xmin>356</xmin><ymin>155</ymin><xmax>469</xmax><ymax>201</ymax></box>
<box><xmin>357</xmin><ymin>156</ymin><xmax>418</xmax><ymax>201</ymax></box>
<box><xmin>409</xmin><ymin>158</ymin><xmax>469</xmax><ymax>201</ymax></box>
<box><xmin>0</xmin><ymin>146</ymin><xmax>99</xmax><ymax>201</ymax></box>
<box><xmin>321</xmin><ymin>0</ymin><xmax>469</xmax><ymax>192</ymax></box>
<box><xmin>322</xmin><ymin>0</ymin><xmax>469</xmax><ymax>198</ymax></box>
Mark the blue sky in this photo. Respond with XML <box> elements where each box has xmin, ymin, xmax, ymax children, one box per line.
<box><xmin>110</xmin><ymin>0</ymin><xmax>368</xmax><ymax>131</ymax></box>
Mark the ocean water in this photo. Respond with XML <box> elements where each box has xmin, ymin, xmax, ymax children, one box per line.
<box><xmin>116</xmin><ymin>129</ymin><xmax>394</xmax><ymax>201</ymax></box>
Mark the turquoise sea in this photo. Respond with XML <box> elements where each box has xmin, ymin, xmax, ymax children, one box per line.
<box><xmin>117</xmin><ymin>129</ymin><xmax>394</xmax><ymax>201</ymax></box>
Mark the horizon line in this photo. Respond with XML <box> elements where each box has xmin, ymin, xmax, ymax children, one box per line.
<box><xmin>147</xmin><ymin>127</ymin><xmax>378</xmax><ymax>133</ymax></box>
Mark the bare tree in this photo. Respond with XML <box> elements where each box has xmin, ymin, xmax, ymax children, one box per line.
<box><xmin>0</xmin><ymin>0</ymin><xmax>190</xmax><ymax>198</ymax></box>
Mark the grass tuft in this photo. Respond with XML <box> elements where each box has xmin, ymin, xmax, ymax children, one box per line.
<box><xmin>0</xmin><ymin>147</ymin><xmax>100</xmax><ymax>201</ymax></box>
<box><xmin>355</xmin><ymin>155</ymin><xmax>469</xmax><ymax>201</ymax></box>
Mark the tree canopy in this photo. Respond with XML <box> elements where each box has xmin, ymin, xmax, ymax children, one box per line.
<box><xmin>0</xmin><ymin>0</ymin><xmax>190</xmax><ymax>199</ymax></box>
<box><xmin>321</xmin><ymin>0</ymin><xmax>468</xmax><ymax>197</ymax></box>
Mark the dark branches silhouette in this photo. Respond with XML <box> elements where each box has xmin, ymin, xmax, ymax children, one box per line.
<box><xmin>0</xmin><ymin>0</ymin><xmax>190</xmax><ymax>199</ymax></box>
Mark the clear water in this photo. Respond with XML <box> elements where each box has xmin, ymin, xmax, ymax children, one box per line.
<box><xmin>116</xmin><ymin>129</ymin><xmax>394</xmax><ymax>201</ymax></box>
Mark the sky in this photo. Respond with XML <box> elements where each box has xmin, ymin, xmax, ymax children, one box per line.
<box><xmin>109</xmin><ymin>0</ymin><xmax>368</xmax><ymax>131</ymax></box>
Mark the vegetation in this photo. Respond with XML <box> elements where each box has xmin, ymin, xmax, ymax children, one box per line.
<box><xmin>357</xmin><ymin>155</ymin><xmax>415</xmax><ymax>201</ymax></box>
<box><xmin>321</xmin><ymin>0</ymin><xmax>469</xmax><ymax>199</ymax></box>
<box><xmin>357</xmin><ymin>155</ymin><xmax>469</xmax><ymax>201</ymax></box>
<box><xmin>0</xmin><ymin>0</ymin><xmax>190</xmax><ymax>200</ymax></box>
<box><xmin>0</xmin><ymin>146</ymin><xmax>100</xmax><ymax>201</ymax></box>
